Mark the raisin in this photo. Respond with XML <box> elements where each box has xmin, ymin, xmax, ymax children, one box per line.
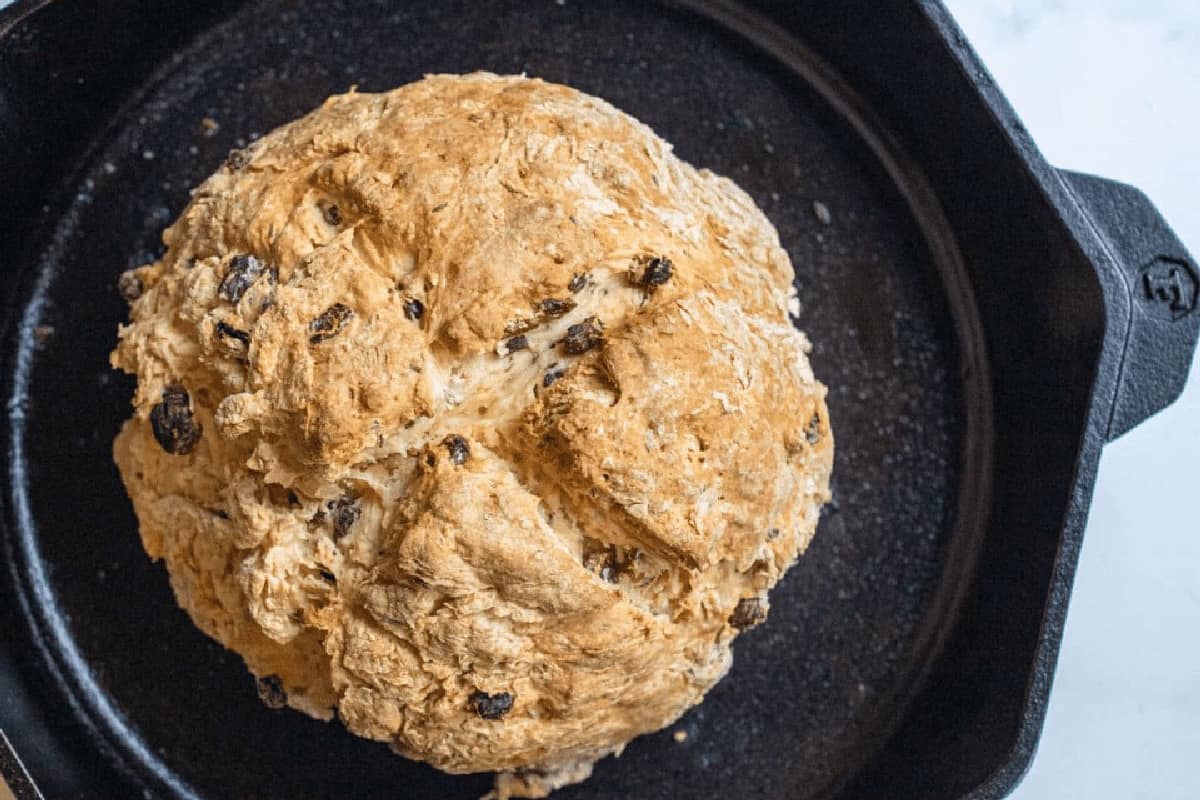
<box><xmin>538</xmin><ymin>298</ymin><xmax>576</xmax><ymax>317</ymax></box>
<box><xmin>403</xmin><ymin>298</ymin><xmax>425</xmax><ymax>321</ymax></box>
<box><xmin>568</xmin><ymin>272</ymin><xmax>588</xmax><ymax>293</ymax></box>
<box><xmin>286</xmin><ymin>490</ymin><xmax>300</xmax><ymax>506</ymax></box>
<box><xmin>640</xmin><ymin>256</ymin><xmax>673</xmax><ymax>290</ymax></box>
<box><xmin>226</xmin><ymin>148</ymin><xmax>250</xmax><ymax>171</ymax></box>
<box><xmin>309</xmin><ymin>303</ymin><xmax>354</xmax><ymax>344</ymax></box>
<box><xmin>560</xmin><ymin>317</ymin><xmax>602</xmax><ymax>355</ymax></box>
<box><xmin>469</xmin><ymin>690</ymin><xmax>514</xmax><ymax>720</ymax></box>
<box><xmin>149</xmin><ymin>385</ymin><xmax>202</xmax><ymax>455</ymax></box>
<box><xmin>805</xmin><ymin>412</ymin><xmax>822</xmax><ymax>444</ymax></box>
<box><xmin>583</xmin><ymin>539</ymin><xmax>619</xmax><ymax>583</ymax></box>
<box><xmin>542</xmin><ymin>367</ymin><xmax>565</xmax><ymax>388</ymax></box>
<box><xmin>255</xmin><ymin>674</ymin><xmax>287</xmax><ymax>709</ymax></box>
<box><xmin>118</xmin><ymin>270</ymin><xmax>143</xmax><ymax>301</ymax></box>
<box><xmin>318</xmin><ymin>568</ymin><xmax>336</xmax><ymax>583</ymax></box>
<box><xmin>322</xmin><ymin>203</ymin><xmax>342</xmax><ymax>226</ymax></box>
<box><xmin>729</xmin><ymin>597</ymin><xmax>768</xmax><ymax>630</ymax></box>
<box><xmin>327</xmin><ymin>494</ymin><xmax>360</xmax><ymax>539</ymax></box>
<box><xmin>216</xmin><ymin>321</ymin><xmax>251</xmax><ymax>348</ymax></box>
<box><xmin>505</xmin><ymin>335</ymin><xmax>528</xmax><ymax>353</ymax></box>
<box><xmin>219</xmin><ymin>254</ymin><xmax>269</xmax><ymax>303</ymax></box>
<box><xmin>442</xmin><ymin>435</ymin><xmax>469</xmax><ymax>466</ymax></box>
<box><xmin>583</xmin><ymin>538</ymin><xmax>638</xmax><ymax>583</ymax></box>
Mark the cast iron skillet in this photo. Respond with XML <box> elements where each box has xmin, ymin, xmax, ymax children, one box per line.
<box><xmin>0</xmin><ymin>1</ymin><xmax>1196</xmax><ymax>799</ymax></box>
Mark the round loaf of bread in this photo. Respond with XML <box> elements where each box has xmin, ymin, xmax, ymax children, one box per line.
<box><xmin>112</xmin><ymin>73</ymin><xmax>832</xmax><ymax>797</ymax></box>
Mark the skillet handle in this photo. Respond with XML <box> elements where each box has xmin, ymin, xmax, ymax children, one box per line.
<box><xmin>1059</xmin><ymin>170</ymin><xmax>1200</xmax><ymax>441</ymax></box>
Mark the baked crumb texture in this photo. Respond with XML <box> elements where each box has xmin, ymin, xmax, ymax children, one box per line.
<box><xmin>112</xmin><ymin>73</ymin><xmax>832</xmax><ymax>798</ymax></box>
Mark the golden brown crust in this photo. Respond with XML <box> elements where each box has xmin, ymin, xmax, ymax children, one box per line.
<box><xmin>111</xmin><ymin>73</ymin><xmax>832</xmax><ymax>793</ymax></box>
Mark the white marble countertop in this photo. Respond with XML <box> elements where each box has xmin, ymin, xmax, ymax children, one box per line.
<box><xmin>944</xmin><ymin>2</ymin><xmax>1200</xmax><ymax>798</ymax></box>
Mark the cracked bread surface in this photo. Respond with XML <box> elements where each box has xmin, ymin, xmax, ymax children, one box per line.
<box><xmin>111</xmin><ymin>72</ymin><xmax>832</xmax><ymax>797</ymax></box>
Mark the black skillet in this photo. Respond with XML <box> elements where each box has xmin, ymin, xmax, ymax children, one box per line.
<box><xmin>1</xmin><ymin>1</ymin><xmax>1196</xmax><ymax>798</ymax></box>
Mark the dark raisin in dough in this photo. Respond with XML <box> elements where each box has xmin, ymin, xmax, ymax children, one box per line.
<box><xmin>583</xmin><ymin>539</ymin><xmax>620</xmax><ymax>583</ymax></box>
<box><xmin>118</xmin><ymin>271</ymin><xmax>143</xmax><ymax>301</ymax></box>
<box><xmin>255</xmin><ymin>674</ymin><xmax>287</xmax><ymax>709</ymax></box>
<box><xmin>149</xmin><ymin>385</ymin><xmax>202</xmax><ymax>455</ymax></box>
<box><xmin>216</xmin><ymin>321</ymin><xmax>251</xmax><ymax>348</ymax></box>
<box><xmin>219</xmin><ymin>254</ymin><xmax>270</xmax><ymax>303</ymax></box>
<box><xmin>805</xmin><ymin>412</ymin><xmax>822</xmax><ymax>444</ymax></box>
<box><xmin>640</xmin><ymin>256</ymin><xmax>673</xmax><ymax>289</ymax></box>
<box><xmin>469</xmin><ymin>691</ymin><xmax>515</xmax><ymax>720</ymax></box>
<box><xmin>538</xmin><ymin>298</ymin><xmax>576</xmax><ymax>317</ymax></box>
<box><xmin>560</xmin><ymin>318</ymin><xmax>602</xmax><ymax>354</ymax></box>
<box><xmin>729</xmin><ymin>597</ymin><xmax>767</xmax><ymax>630</ymax></box>
<box><xmin>309</xmin><ymin>303</ymin><xmax>354</xmax><ymax>344</ymax></box>
<box><xmin>226</xmin><ymin>148</ymin><xmax>251</xmax><ymax>171</ymax></box>
<box><xmin>403</xmin><ymin>297</ymin><xmax>425</xmax><ymax>321</ymax></box>
<box><xmin>442</xmin><ymin>435</ymin><xmax>470</xmax><ymax>466</ymax></box>
<box><xmin>327</xmin><ymin>494</ymin><xmax>361</xmax><ymax>539</ymax></box>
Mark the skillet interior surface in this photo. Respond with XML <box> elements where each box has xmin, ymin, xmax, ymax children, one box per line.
<box><xmin>4</xmin><ymin>0</ymin><xmax>991</xmax><ymax>797</ymax></box>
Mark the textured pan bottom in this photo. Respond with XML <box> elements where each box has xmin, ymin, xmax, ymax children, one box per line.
<box><xmin>5</xmin><ymin>1</ymin><xmax>989</xmax><ymax>798</ymax></box>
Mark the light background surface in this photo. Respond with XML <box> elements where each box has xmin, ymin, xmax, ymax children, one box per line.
<box><xmin>943</xmin><ymin>2</ymin><xmax>1200</xmax><ymax>799</ymax></box>
<box><xmin>0</xmin><ymin>1</ymin><xmax>1195</xmax><ymax>798</ymax></box>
